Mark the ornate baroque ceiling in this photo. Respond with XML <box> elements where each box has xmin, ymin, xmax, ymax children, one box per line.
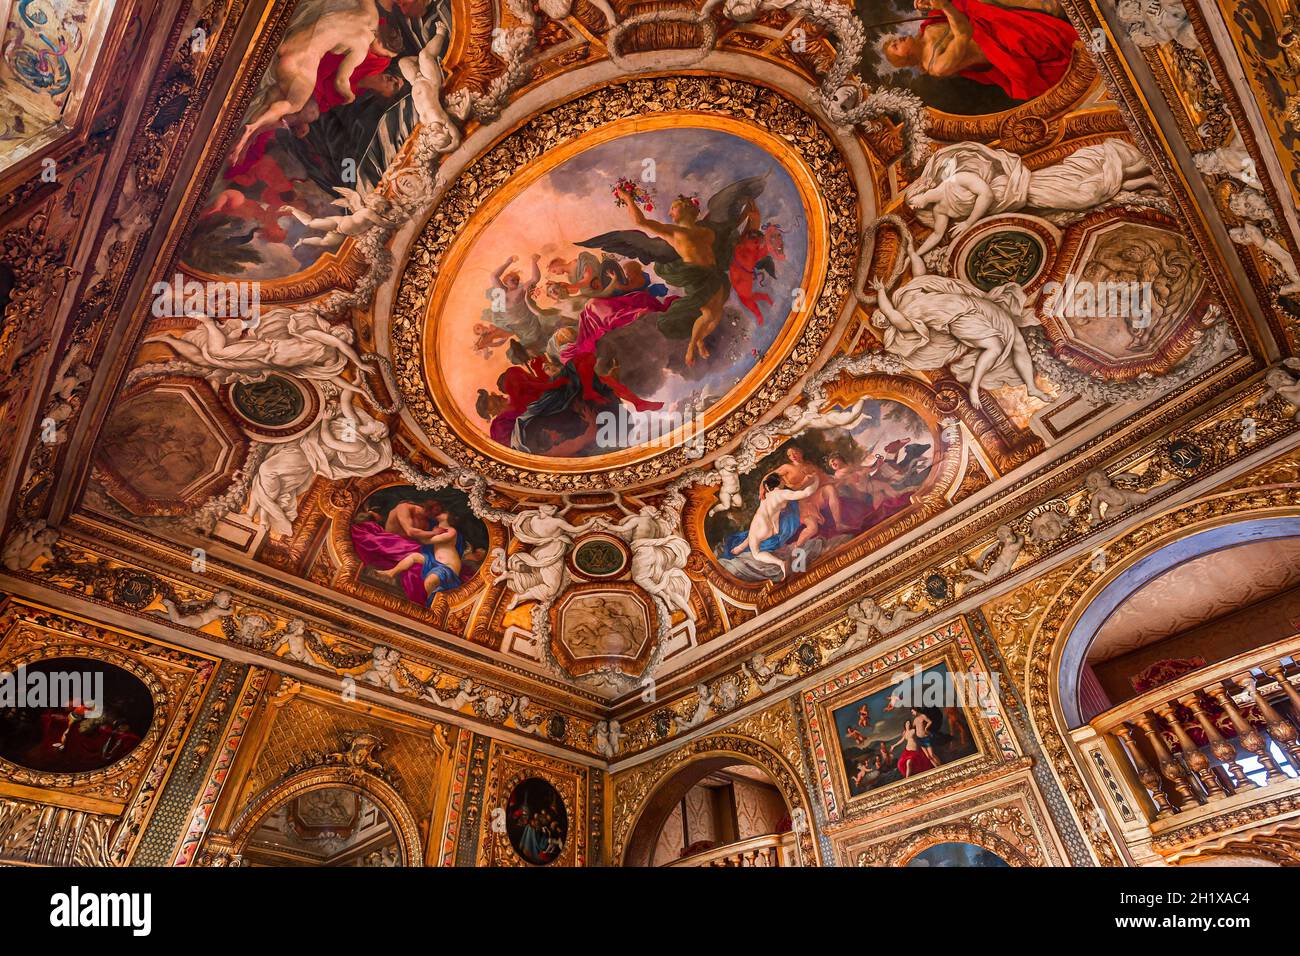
<box><xmin>3</xmin><ymin>0</ymin><xmax>1300</xmax><ymax>765</ymax></box>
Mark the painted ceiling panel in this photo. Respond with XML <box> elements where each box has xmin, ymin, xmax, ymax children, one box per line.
<box><xmin>6</xmin><ymin>0</ymin><xmax>1300</xmax><ymax>757</ymax></box>
<box><xmin>0</xmin><ymin>0</ymin><xmax>117</xmax><ymax>170</ymax></box>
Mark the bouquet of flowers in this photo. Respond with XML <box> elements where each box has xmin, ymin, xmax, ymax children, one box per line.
<box><xmin>612</xmin><ymin>177</ymin><xmax>656</xmax><ymax>212</ymax></box>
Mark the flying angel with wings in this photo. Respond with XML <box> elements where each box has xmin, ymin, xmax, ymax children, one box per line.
<box><xmin>282</xmin><ymin>184</ymin><xmax>397</xmax><ymax>249</ymax></box>
<box><xmin>579</xmin><ymin>175</ymin><xmax>771</xmax><ymax>366</ymax></box>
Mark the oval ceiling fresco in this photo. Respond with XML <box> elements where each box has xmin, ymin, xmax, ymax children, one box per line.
<box><xmin>424</xmin><ymin>115</ymin><xmax>823</xmax><ymax>465</ymax></box>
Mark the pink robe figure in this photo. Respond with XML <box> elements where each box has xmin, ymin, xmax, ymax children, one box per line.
<box><xmin>350</xmin><ymin>520</ymin><xmax>432</xmax><ymax>605</ymax></box>
<box><xmin>559</xmin><ymin>291</ymin><xmax>678</xmax><ymax>389</ymax></box>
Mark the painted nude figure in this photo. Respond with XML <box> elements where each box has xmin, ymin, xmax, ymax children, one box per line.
<box><xmin>776</xmin><ymin>446</ymin><xmax>844</xmax><ymax>545</ymax></box>
<box><xmin>231</xmin><ymin>0</ymin><xmax>392</xmax><ymax>162</ymax></box>
<box><xmin>911</xmin><ymin>708</ymin><xmax>942</xmax><ymax>767</ymax></box>
<box><xmin>729</xmin><ymin>472</ymin><xmax>817</xmax><ymax>579</ymax></box>
<box><xmin>398</xmin><ymin>21</ymin><xmax>462</xmax><ymax>152</ymax></box>
<box><xmin>372</xmin><ymin>500</ymin><xmax>462</xmax><ymax>594</ymax></box>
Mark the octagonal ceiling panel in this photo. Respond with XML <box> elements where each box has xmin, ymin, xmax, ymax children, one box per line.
<box><xmin>94</xmin><ymin>378</ymin><xmax>247</xmax><ymax>516</ymax></box>
<box><xmin>1039</xmin><ymin>211</ymin><xmax>1212</xmax><ymax>379</ymax></box>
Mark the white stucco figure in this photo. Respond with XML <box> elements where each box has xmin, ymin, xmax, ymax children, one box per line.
<box><xmin>962</xmin><ymin>524</ymin><xmax>1025</xmax><ymax>584</ymax></box>
<box><xmin>270</xmin><ymin>618</ymin><xmax>318</xmax><ymax>664</ymax></box>
<box><xmin>398</xmin><ymin>22</ymin><xmax>463</xmax><ymax>154</ymax></box>
<box><xmin>2</xmin><ymin>520</ymin><xmax>59</xmax><ymax>572</ymax></box>
<box><xmin>599</xmin><ymin>502</ymin><xmax>696</xmax><ymax>622</ymax></box>
<box><xmin>360</xmin><ymin>645</ymin><xmax>403</xmax><ymax>692</ymax></box>
<box><xmin>1258</xmin><ymin>360</ymin><xmax>1300</xmax><ymax>420</ymax></box>
<box><xmin>745</xmin><ymin>651</ymin><xmax>796</xmax><ymax>693</ymax></box>
<box><xmin>156</xmin><ymin>589</ymin><xmax>234</xmax><ymax>628</ymax></box>
<box><xmin>146</xmin><ymin>308</ymin><xmax>379</xmax><ymax>419</ymax></box>
<box><xmin>249</xmin><ymin>400</ymin><xmax>392</xmax><ymax>536</ymax></box>
<box><xmin>1230</xmin><ymin>223</ymin><xmax>1300</xmax><ymax>295</ymax></box>
<box><xmin>491</xmin><ymin>504</ymin><xmax>597</xmax><ymax>610</ymax></box>
<box><xmin>708</xmin><ymin>454</ymin><xmax>743</xmax><ymax>516</ymax></box>
<box><xmin>1116</xmin><ymin>0</ymin><xmax>1197</xmax><ymax>50</ymax></box>
<box><xmin>905</xmin><ymin>140</ymin><xmax>1157</xmax><ymax>255</ymax></box>
<box><xmin>870</xmin><ymin>273</ymin><xmax>1049</xmax><ymax>409</ymax></box>
<box><xmin>1084</xmin><ymin>469</ymin><xmax>1167</xmax><ymax>524</ymax></box>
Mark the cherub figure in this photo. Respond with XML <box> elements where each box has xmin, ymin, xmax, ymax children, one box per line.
<box><xmin>51</xmin><ymin>355</ymin><xmax>93</xmax><ymax>404</ymax></box>
<box><xmin>270</xmin><ymin>618</ymin><xmax>317</xmax><ymax>665</ymax></box>
<box><xmin>427</xmin><ymin>676</ymin><xmax>478</xmax><ymax>710</ymax></box>
<box><xmin>1116</xmin><ymin>0</ymin><xmax>1197</xmax><ymax>50</ymax></box>
<box><xmin>283</xmin><ymin>185</ymin><xmax>399</xmax><ymax>249</ymax></box>
<box><xmin>962</xmin><ymin>524</ymin><xmax>1025</xmax><ymax>584</ymax></box>
<box><xmin>156</xmin><ymin>589</ymin><xmax>234</xmax><ymax>628</ymax></box>
<box><xmin>1193</xmin><ymin>142</ymin><xmax>1262</xmax><ymax>190</ymax></box>
<box><xmin>89</xmin><ymin>167</ymin><xmax>156</xmax><ymax>286</ymax></box>
<box><xmin>1257</xmin><ymin>359</ymin><xmax>1300</xmax><ymax>420</ymax></box>
<box><xmin>1084</xmin><ymin>470</ymin><xmax>1166</xmax><ymax>525</ymax></box>
<box><xmin>780</xmin><ymin>397</ymin><xmax>873</xmax><ymax>436</ymax></box>
<box><xmin>745</xmin><ymin>651</ymin><xmax>796</xmax><ymax>693</ymax></box>
<box><xmin>361</xmin><ymin>645</ymin><xmax>403</xmax><ymax>692</ymax></box>
<box><xmin>844</xmin><ymin>596</ymin><xmax>921</xmax><ymax>649</ymax></box>
<box><xmin>677</xmin><ymin>683</ymin><xmax>715</xmax><ymax>731</ymax></box>
<box><xmin>398</xmin><ymin>22</ymin><xmax>462</xmax><ymax>153</ymax></box>
<box><xmin>591</xmin><ymin>719</ymin><xmax>626</xmax><ymax>758</ymax></box>
<box><xmin>708</xmin><ymin>454</ymin><xmax>743</xmax><ymax>516</ymax></box>
<box><xmin>509</xmin><ymin>695</ymin><xmax>544</xmax><ymax>734</ymax></box>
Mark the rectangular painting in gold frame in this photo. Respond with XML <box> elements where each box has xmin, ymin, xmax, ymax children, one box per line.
<box><xmin>801</xmin><ymin>619</ymin><xmax>1019</xmax><ymax>822</ymax></box>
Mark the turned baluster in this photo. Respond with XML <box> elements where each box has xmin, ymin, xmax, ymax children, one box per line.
<box><xmin>1154</xmin><ymin>701</ymin><xmax>1225</xmax><ymax>800</ymax></box>
<box><xmin>1263</xmin><ymin>662</ymin><xmax>1300</xmax><ymax>713</ymax></box>
<box><xmin>1206</xmin><ymin>682</ymin><xmax>1287</xmax><ymax>784</ymax></box>
<box><xmin>1113</xmin><ymin>722</ymin><xmax>1176</xmax><ymax>818</ymax></box>
<box><xmin>1259</xmin><ymin>665</ymin><xmax>1300</xmax><ymax>770</ymax></box>
<box><xmin>1133</xmin><ymin>712</ymin><xmax>1200</xmax><ymax>809</ymax></box>
<box><xmin>1179</xmin><ymin>691</ymin><xmax>1251</xmax><ymax>793</ymax></box>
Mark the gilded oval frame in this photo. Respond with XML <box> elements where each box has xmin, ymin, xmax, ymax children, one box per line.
<box><xmin>390</xmin><ymin>75</ymin><xmax>859</xmax><ymax>490</ymax></box>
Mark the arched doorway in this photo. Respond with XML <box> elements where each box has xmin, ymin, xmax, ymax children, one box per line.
<box><xmin>241</xmin><ymin>785</ymin><xmax>403</xmax><ymax>867</ymax></box>
<box><xmin>618</xmin><ymin>734</ymin><xmax>819</xmax><ymax>867</ymax></box>
<box><xmin>629</xmin><ymin>756</ymin><xmax>793</xmax><ymax>866</ymax></box>
<box><xmin>217</xmin><ymin>767</ymin><xmax>424</xmax><ymax>867</ymax></box>
<box><xmin>1021</xmin><ymin>503</ymin><xmax>1300</xmax><ymax>864</ymax></box>
<box><xmin>1056</xmin><ymin>516</ymin><xmax>1300</xmax><ymax>728</ymax></box>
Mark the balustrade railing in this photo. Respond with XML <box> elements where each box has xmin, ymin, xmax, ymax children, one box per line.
<box><xmin>666</xmin><ymin>832</ymin><xmax>796</xmax><ymax>867</ymax></box>
<box><xmin>1089</xmin><ymin>636</ymin><xmax>1300</xmax><ymax>829</ymax></box>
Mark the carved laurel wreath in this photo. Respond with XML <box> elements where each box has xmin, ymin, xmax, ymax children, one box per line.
<box><xmin>390</xmin><ymin>75</ymin><xmax>859</xmax><ymax>491</ymax></box>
